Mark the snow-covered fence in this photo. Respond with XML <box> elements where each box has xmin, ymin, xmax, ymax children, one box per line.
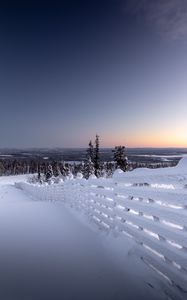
<box><xmin>15</xmin><ymin>182</ymin><xmax>65</xmax><ymax>202</ymax></box>
<box><xmin>16</xmin><ymin>158</ymin><xmax>187</xmax><ymax>298</ymax></box>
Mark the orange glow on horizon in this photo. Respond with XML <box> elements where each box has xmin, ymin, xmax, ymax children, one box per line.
<box><xmin>102</xmin><ymin>131</ymin><xmax>187</xmax><ymax>148</ymax></box>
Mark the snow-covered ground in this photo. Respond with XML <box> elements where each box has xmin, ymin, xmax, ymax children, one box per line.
<box><xmin>1</xmin><ymin>159</ymin><xmax>187</xmax><ymax>300</ymax></box>
<box><xmin>0</xmin><ymin>176</ymin><xmax>166</xmax><ymax>300</ymax></box>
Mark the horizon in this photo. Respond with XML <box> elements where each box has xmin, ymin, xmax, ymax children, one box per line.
<box><xmin>1</xmin><ymin>146</ymin><xmax>187</xmax><ymax>150</ymax></box>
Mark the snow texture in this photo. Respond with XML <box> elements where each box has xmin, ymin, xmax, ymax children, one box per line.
<box><xmin>16</xmin><ymin>158</ymin><xmax>187</xmax><ymax>300</ymax></box>
<box><xmin>0</xmin><ymin>176</ymin><xmax>166</xmax><ymax>300</ymax></box>
<box><xmin>0</xmin><ymin>158</ymin><xmax>186</xmax><ymax>299</ymax></box>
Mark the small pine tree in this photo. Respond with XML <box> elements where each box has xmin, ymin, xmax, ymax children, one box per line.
<box><xmin>99</xmin><ymin>162</ymin><xmax>107</xmax><ymax>178</ymax></box>
<box><xmin>37</xmin><ymin>163</ymin><xmax>42</xmax><ymax>183</ymax></box>
<box><xmin>84</xmin><ymin>157</ymin><xmax>95</xmax><ymax>179</ymax></box>
<box><xmin>113</xmin><ymin>146</ymin><xmax>128</xmax><ymax>172</ymax></box>
<box><xmin>87</xmin><ymin>140</ymin><xmax>94</xmax><ymax>163</ymax></box>
<box><xmin>84</xmin><ymin>140</ymin><xmax>95</xmax><ymax>179</ymax></box>
<box><xmin>94</xmin><ymin>134</ymin><xmax>100</xmax><ymax>177</ymax></box>
<box><xmin>60</xmin><ymin>161</ymin><xmax>67</xmax><ymax>178</ymax></box>
<box><xmin>45</xmin><ymin>164</ymin><xmax>53</xmax><ymax>183</ymax></box>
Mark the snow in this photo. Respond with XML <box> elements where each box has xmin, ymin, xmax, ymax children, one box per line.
<box><xmin>0</xmin><ymin>174</ymin><xmax>30</xmax><ymax>185</ymax></box>
<box><xmin>0</xmin><ymin>176</ymin><xmax>165</xmax><ymax>300</ymax></box>
<box><xmin>112</xmin><ymin>158</ymin><xmax>187</xmax><ymax>193</ymax></box>
<box><xmin>114</xmin><ymin>157</ymin><xmax>187</xmax><ymax>177</ymax></box>
<box><xmin>135</xmin><ymin>154</ymin><xmax>187</xmax><ymax>158</ymax></box>
<box><xmin>177</xmin><ymin>156</ymin><xmax>187</xmax><ymax>169</ymax></box>
<box><xmin>1</xmin><ymin>159</ymin><xmax>187</xmax><ymax>299</ymax></box>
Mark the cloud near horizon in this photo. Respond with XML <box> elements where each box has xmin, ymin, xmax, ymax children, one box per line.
<box><xmin>124</xmin><ymin>0</ymin><xmax>187</xmax><ymax>40</ymax></box>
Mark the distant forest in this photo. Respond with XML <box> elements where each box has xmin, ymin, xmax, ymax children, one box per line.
<box><xmin>0</xmin><ymin>136</ymin><xmax>176</xmax><ymax>181</ymax></box>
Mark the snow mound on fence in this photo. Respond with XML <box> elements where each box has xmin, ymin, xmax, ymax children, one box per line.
<box><xmin>113</xmin><ymin>157</ymin><xmax>187</xmax><ymax>179</ymax></box>
<box><xmin>177</xmin><ymin>157</ymin><xmax>187</xmax><ymax>170</ymax></box>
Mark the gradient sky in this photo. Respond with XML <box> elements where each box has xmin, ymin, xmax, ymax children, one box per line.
<box><xmin>0</xmin><ymin>0</ymin><xmax>187</xmax><ymax>148</ymax></box>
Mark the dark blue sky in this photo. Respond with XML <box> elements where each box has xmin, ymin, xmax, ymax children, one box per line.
<box><xmin>0</xmin><ymin>0</ymin><xmax>187</xmax><ymax>148</ymax></box>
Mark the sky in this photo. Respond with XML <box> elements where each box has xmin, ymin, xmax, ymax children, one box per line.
<box><xmin>0</xmin><ymin>0</ymin><xmax>187</xmax><ymax>148</ymax></box>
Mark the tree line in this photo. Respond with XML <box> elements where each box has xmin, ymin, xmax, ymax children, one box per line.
<box><xmin>0</xmin><ymin>135</ymin><xmax>176</xmax><ymax>183</ymax></box>
<box><xmin>35</xmin><ymin>135</ymin><xmax>129</xmax><ymax>183</ymax></box>
<box><xmin>0</xmin><ymin>135</ymin><xmax>129</xmax><ymax>182</ymax></box>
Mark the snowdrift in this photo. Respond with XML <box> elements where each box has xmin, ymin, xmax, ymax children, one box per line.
<box><xmin>16</xmin><ymin>158</ymin><xmax>187</xmax><ymax>300</ymax></box>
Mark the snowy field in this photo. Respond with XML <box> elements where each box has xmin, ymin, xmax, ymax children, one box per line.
<box><xmin>1</xmin><ymin>160</ymin><xmax>187</xmax><ymax>300</ymax></box>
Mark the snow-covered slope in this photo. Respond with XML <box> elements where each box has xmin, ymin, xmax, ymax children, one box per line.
<box><xmin>113</xmin><ymin>157</ymin><xmax>187</xmax><ymax>190</ymax></box>
<box><xmin>0</xmin><ymin>175</ymin><xmax>165</xmax><ymax>300</ymax></box>
<box><xmin>16</xmin><ymin>158</ymin><xmax>187</xmax><ymax>300</ymax></box>
<box><xmin>114</xmin><ymin>157</ymin><xmax>187</xmax><ymax>178</ymax></box>
<box><xmin>0</xmin><ymin>174</ymin><xmax>30</xmax><ymax>185</ymax></box>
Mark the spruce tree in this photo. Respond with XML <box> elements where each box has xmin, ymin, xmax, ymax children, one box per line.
<box><xmin>84</xmin><ymin>157</ymin><xmax>95</xmax><ymax>179</ymax></box>
<box><xmin>113</xmin><ymin>146</ymin><xmax>128</xmax><ymax>172</ymax></box>
<box><xmin>45</xmin><ymin>164</ymin><xmax>53</xmax><ymax>183</ymax></box>
<box><xmin>37</xmin><ymin>163</ymin><xmax>41</xmax><ymax>181</ymax></box>
<box><xmin>87</xmin><ymin>140</ymin><xmax>94</xmax><ymax>163</ymax></box>
<box><xmin>94</xmin><ymin>134</ymin><xmax>100</xmax><ymax>177</ymax></box>
<box><xmin>84</xmin><ymin>140</ymin><xmax>95</xmax><ymax>179</ymax></box>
